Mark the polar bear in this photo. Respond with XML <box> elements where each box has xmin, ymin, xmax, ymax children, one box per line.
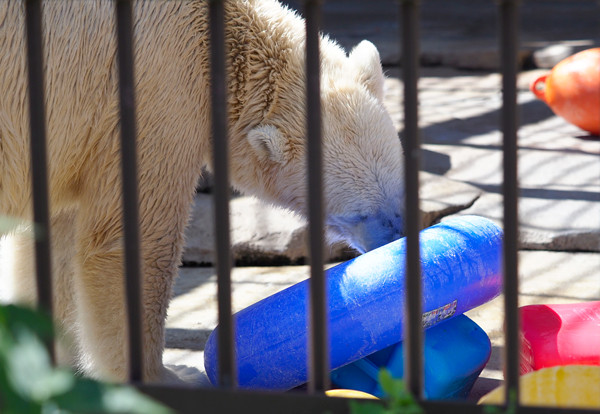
<box><xmin>0</xmin><ymin>0</ymin><xmax>404</xmax><ymax>382</ymax></box>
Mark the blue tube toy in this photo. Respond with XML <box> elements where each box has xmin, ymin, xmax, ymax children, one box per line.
<box><xmin>204</xmin><ymin>215</ymin><xmax>503</xmax><ymax>390</ymax></box>
<box><xmin>331</xmin><ymin>314</ymin><xmax>492</xmax><ymax>399</ymax></box>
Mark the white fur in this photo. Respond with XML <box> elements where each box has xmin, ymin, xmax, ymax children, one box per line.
<box><xmin>247</xmin><ymin>125</ymin><xmax>288</xmax><ymax>163</ymax></box>
<box><xmin>0</xmin><ymin>0</ymin><xmax>404</xmax><ymax>382</ymax></box>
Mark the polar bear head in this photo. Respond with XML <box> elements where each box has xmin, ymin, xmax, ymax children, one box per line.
<box><xmin>239</xmin><ymin>40</ymin><xmax>404</xmax><ymax>253</ymax></box>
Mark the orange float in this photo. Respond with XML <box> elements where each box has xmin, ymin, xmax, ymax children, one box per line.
<box><xmin>530</xmin><ymin>48</ymin><xmax>600</xmax><ymax>136</ymax></box>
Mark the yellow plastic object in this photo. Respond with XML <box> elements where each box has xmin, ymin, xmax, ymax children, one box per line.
<box><xmin>479</xmin><ymin>365</ymin><xmax>600</xmax><ymax>408</ymax></box>
<box><xmin>326</xmin><ymin>389</ymin><xmax>378</xmax><ymax>400</ymax></box>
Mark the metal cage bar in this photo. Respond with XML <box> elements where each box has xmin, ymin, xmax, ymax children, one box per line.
<box><xmin>304</xmin><ymin>0</ymin><xmax>330</xmax><ymax>394</ymax></box>
<box><xmin>114</xmin><ymin>0</ymin><xmax>144</xmax><ymax>383</ymax></box>
<box><xmin>498</xmin><ymin>0</ymin><xmax>521</xmax><ymax>408</ymax></box>
<box><xmin>400</xmin><ymin>0</ymin><xmax>424</xmax><ymax>401</ymax></box>
<box><xmin>209</xmin><ymin>0</ymin><xmax>236</xmax><ymax>389</ymax></box>
<box><xmin>24</xmin><ymin>0</ymin><xmax>55</xmax><ymax>361</ymax></box>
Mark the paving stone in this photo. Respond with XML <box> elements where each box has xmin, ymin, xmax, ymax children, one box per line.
<box><xmin>451</xmin><ymin>192</ymin><xmax>600</xmax><ymax>252</ymax></box>
<box><xmin>182</xmin><ymin>194</ymin><xmax>356</xmax><ymax>266</ymax></box>
<box><xmin>466</xmin><ymin>250</ymin><xmax>600</xmax><ymax>400</ymax></box>
<box><xmin>420</xmin><ymin>172</ymin><xmax>481</xmax><ymax>227</ymax></box>
<box><xmin>383</xmin><ymin>67</ymin><xmax>600</xmax><ymax>251</ymax></box>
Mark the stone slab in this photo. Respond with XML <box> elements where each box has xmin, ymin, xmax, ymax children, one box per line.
<box><xmin>182</xmin><ymin>194</ymin><xmax>357</xmax><ymax>266</ymax></box>
<box><xmin>383</xmin><ymin>67</ymin><xmax>600</xmax><ymax>251</ymax></box>
<box><xmin>420</xmin><ymin>172</ymin><xmax>481</xmax><ymax>227</ymax></box>
<box><xmin>182</xmin><ymin>172</ymin><xmax>481</xmax><ymax>266</ymax></box>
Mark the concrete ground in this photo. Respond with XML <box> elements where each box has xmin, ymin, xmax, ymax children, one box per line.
<box><xmin>164</xmin><ymin>0</ymin><xmax>599</xmax><ymax>403</ymax></box>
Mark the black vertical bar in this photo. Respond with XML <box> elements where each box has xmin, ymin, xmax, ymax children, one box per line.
<box><xmin>499</xmin><ymin>0</ymin><xmax>521</xmax><ymax>408</ymax></box>
<box><xmin>114</xmin><ymin>0</ymin><xmax>143</xmax><ymax>383</ymax></box>
<box><xmin>24</xmin><ymin>0</ymin><xmax>55</xmax><ymax>362</ymax></box>
<box><xmin>209</xmin><ymin>0</ymin><xmax>236</xmax><ymax>389</ymax></box>
<box><xmin>400</xmin><ymin>0</ymin><xmax>423</xmax><ymax>400</ymax></box>
<box><xmin>304</xmin><ymin>0</ymin><xmax>329</xmax><ymax>394</ymax></box>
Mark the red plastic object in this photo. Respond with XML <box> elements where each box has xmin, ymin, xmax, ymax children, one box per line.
<box><xmin>519</xmin><ymin>301</ymin><xmax>600</xmax><ymax>375</ymax></box>
<box><xmin>530</xmin><ymin>48</ymin><xmax>600</xmax><ymax>136</ymax></box>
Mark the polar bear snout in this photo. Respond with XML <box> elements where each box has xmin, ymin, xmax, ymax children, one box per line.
<box><xmin>351</xmin><ymin>213</ymin><xmax>404</xmax><ymax>253</ymax></box>
<box><xmin>327</xmin><ymin>210</ymin><xmax>404</xmax><ymax>254</ymax></box>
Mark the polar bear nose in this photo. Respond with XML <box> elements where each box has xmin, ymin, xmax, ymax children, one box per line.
<box><xmin>348</xmin><ymin>212</ymin><xmax>404</xmax><ymax>253</ymax></box>
<box><xmin>325</xmin><ymin>210</ymin><xmax>404</xmax><ymax>254</ymax></box>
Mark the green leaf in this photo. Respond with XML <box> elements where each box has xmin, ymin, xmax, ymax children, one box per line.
<box><xmin>48</xmin><ymin>378</ymin><xmax>106</xmax><ymax>413</ymax></box>
<box><xmin>378</xmin><ymin>370</ymin><xmax>411</xmax><ymax>404</ymax></box>
<box><xmin>0</xmin><ymin>373</ymin><xmax>42</xmax><ymax>414</ymax></box>
<box><xmin>6</xmin><ymin>328</ymin><xmax>74</xmax><ymax>402</ymax></box>
<box><xmin>378</xmin><ymin>369</ymin><xmax>423</xmax><ymax>414</ymax></box>
<box><xmin>379</xmin><ymin>370</ymin><xmax>402</xmax><ymax>399</ymax></box>
<box><xmin>483</xmin><ymin>405</ymin><xmax>503</xmax><ymax>414</ymax></box>
<box><xmin>0</xmin><ymin>304</ymin><xmax>171</xmax><ymax>414</ymax></box>
<box><xmin>0</xmin><ymin>305</ymin><xmax>54</xmax><ymax>341</ymax></box>
<box><xmin>101</xmin><ymin>386</ymin><xmax>173</xmax><ymax>414</ymax></box>
<box><xmin>51</xmin><ymin>379</ymin><xmax>172</xmax><ymax>414</ymax></box>
<box><xmin>349</xmin><ymin>400</ymin><xmax>388</xmax><ymax>414</ymax></box>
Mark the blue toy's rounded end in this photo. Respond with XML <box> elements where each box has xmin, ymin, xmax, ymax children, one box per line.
<box><xmin>331</xmin><ymin>314</ymin><xmax>492</xmax><ymax>400</ymax></box>
<box><xmin>203</xmin><ymin>328</ymin><xmax>219</xmax><ymax>385</ymax></box>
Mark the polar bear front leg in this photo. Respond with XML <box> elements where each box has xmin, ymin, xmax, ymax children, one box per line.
<box><xmin>73</xmin><ymin>204</ymin><xmax>131</xmax><ymax>381</ymax></box>
<box><xmin>73</xmin><ymin>181</ymin><xmax>187</xmax><ymax>383</ymax></box>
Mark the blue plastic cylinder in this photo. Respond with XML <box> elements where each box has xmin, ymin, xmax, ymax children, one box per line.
<box><xmin>204</xmin><ymin>215</ymin><xmax>503</xmax><ymax>390</ymax></box>
<box><xmin>330</xmin><ymin>314</ymin><xmax>492</xmax><ymax>399</ymax></box>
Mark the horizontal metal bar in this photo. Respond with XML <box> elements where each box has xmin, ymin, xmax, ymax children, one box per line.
<box><xmin>137</xmin><ymin>385</ymin><xmax>600</xmax><ymax>414</ymax></box>
<box><xmin>139</xmin><ymin>385</ymin><xmax>352</xmax><ymax>414</ymax></box>
<box><xmin>114</xmin><ymin>0</ymin><xmax>144</xmax><ymax>383</ymax></box>
<box><xmin>422</xmin><ymin>400</ymin><xmax>600</xmax><ymax>414</ymax></box>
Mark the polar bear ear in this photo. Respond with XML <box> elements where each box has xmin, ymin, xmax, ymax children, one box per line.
<box><xmin>247</xmin><ymin>124</ymin><xmax>288</xmax><ymax>163</ymax></box>
<box><xmin>349</xmin><ymin>40</ymin><xmax>385</xmax><ymax>101</ymax></box>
